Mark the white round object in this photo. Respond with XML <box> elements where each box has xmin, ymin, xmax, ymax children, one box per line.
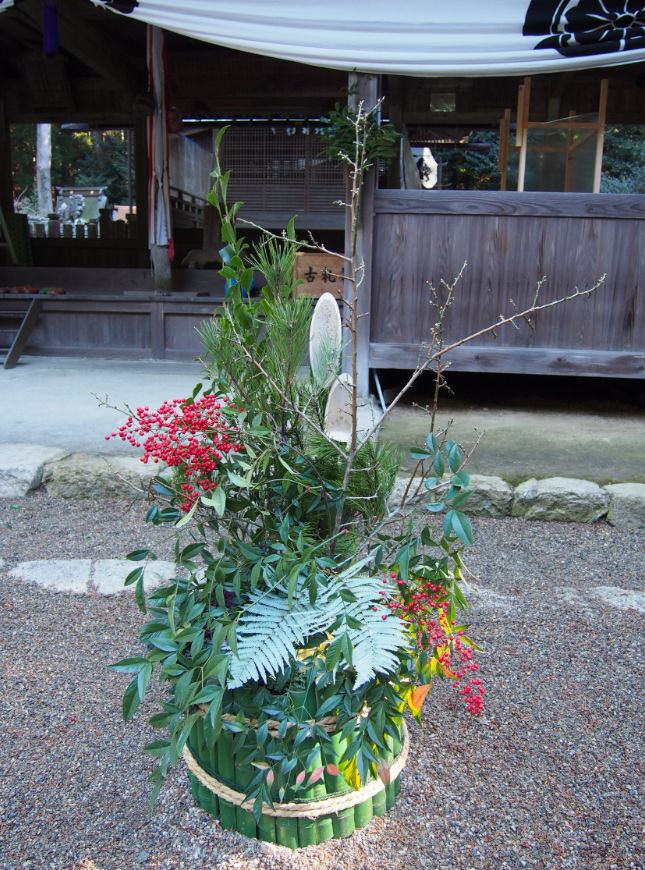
<box><xmin>325</xmin><ymin>373</ymin><xmax>353</xmax><ymax>443</ymax></box>
<box><xmin>309</xmin><ymin>291</ymin><xmax>342</xmax><ymax>381</ymax></box>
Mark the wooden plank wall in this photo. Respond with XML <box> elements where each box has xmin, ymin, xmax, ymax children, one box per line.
<box><xmin>0</xmin><ymin>295</ymin><xmax>221</xmax><ymax>361</ymax></box>
<box><xmin>370</xmin><ymin>191</ymin><xmax>645</xmax><ymax>378</ymax></box>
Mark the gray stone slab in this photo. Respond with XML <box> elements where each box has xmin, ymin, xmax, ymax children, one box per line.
<box><xmin>387</xmin><ymin>474</ymin><xmax>425</xmax><ymax>509</ymax></box>
<box><xmin>9</xmin><ymin>559</ymin><xmax>92</xmax><ymax>593</ymax></box>
<box><xmin>0</xmin><ymin>444</ymin><xmax>68</xmax><ymax>498</ymax></box>
<box><xmin>92</xmin><ymin>559</ymin><xmax>178</xmax><ymax>595</ymax></box>
<box><xmin>42</xmin><ymin>453</ymin><xmax>166</xmax><ymax>499</ymax></box>
<box><xmin>604</xmin><ymin>483</ymin><xmax>645</xmax><ymax>529</ymax></box>
<box><xmin>511</xmin><ymin>477</ymin><xmax>610</xmax><ymax>523</ymax></box>
<box><xmin>462</xmin><ymin>474</ymin><xmax>513</xmax><ymax>518</ymax></box>
<box><xmin>589</xmin><ymin>586</ymin><xmax>645</xmax><ymax>614</ymax></box>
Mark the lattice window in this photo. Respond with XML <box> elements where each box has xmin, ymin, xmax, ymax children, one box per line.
<box><xmin>220</xmin><ymin>128</ymin><xmax>345</xmax><ymax>215</ymax></box>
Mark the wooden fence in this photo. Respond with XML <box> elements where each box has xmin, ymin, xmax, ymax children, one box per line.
<box><xmin>368</xmin><ymin>190</ymin><xmax>645</xmax><ymax>379</ymax></box>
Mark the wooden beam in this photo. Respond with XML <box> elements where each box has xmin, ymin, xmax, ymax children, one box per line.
<box><xmin>369</xmin><ymin>343</ymin><xmax>645</xmax><ymax>379</ymax></box>
<box><xmin>0</xmin><ymin>101</ymin><xmax>13</xmax><ymax>218</ymax></box>
<box><xmin>498</xmin><ymin>108</ymin><xmax>511</xmax><ymax>192</ymax></box>
<box><xmin>373</xmin><ymin>189</ymin><xmax>645</xmax><ymax>220</ymax></box>
<box><xmin>3</xmin><ymin>298</ymin><xmax>43</xmax><ymax>370</ymax></box>
<box><xmin>16</xmin><ymin>0</ymin><xmax>135</xmax><ymax>96</ymax></box>
<box><xmin>134</xmin><ymin>111</ymin><xmax>150</xmax><ymax>269</ymax></box>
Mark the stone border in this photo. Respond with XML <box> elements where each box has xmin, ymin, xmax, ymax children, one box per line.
<box><xmin>388</xmin><ymin>474</ymin><xmax>645</xmax><ymax>529</ymax></box>
<box><xmin>1</xmin><ymin>445</ymin><xmax>644</xmax><ymax>528</ymax></box>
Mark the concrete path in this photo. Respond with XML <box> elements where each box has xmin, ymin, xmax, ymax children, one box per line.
<box><xmin>1</xmin><ymin>356</ymin><xmax>644</xmax><ymax>484</ymax></box>
<box><xmin>0</xmin><ymin>356</ymin><xmax>202</xmax><ymax>454</ymax></box>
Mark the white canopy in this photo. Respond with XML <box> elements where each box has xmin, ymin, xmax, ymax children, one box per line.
<box><xmin>3</xmin><ymin>0</ymin><xmax>645</xmax><ymax>75</ymax></box>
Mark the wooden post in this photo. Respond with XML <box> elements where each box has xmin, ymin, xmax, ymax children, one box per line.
<box><xmin>134</xmin><ymin>111</ymin><xmax>150</xmax><ymax>269</ymax></box>
<box><xmin>517</xmin><ymin>77</ymin><xmax>531</xmax><ymax>192</ymax></box>
<box><xmin>498</xmin><ymin>108</ymin><xmax>511</xmax><ymax>191</ymax></box>
<box><xmin>593</xmin><ymin>79</ymin><xmax>609</xmax><ymax>194</ymax></box>
<box><xmin>343</xmin><ymin>71</ymin><xmax>377</xmax><ymax>398</ymax></box>
<box><xmin>386</xmin><ymin>75</ymin><xmax>402</xmax><ymax>190</ymax></box>
<box><xmin>0</xmin><ymin>100</ymin><xmax>13</xmax><ymax>221</ymax></box>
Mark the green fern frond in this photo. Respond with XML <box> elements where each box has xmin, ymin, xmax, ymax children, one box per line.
<box><xmin>228</xmin><ymin>574</ymin><xmax>408</xmax><ymax>689</ymax></box>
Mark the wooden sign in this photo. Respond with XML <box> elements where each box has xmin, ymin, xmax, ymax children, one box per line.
<box><xmin>293</xmin><ymin>252</ymin><xmax>343</xmax><ymax>298</ymax></box>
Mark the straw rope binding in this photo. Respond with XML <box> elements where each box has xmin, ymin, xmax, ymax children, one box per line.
<box><xmin>182</xmin><ymin>720</ymin><xmax>409</xmax><ymax>819</ymax></box>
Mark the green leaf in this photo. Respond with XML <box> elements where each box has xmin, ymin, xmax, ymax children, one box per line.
<box><xmin>149</xmin><ymin>777</ymin><xmax>164</xmax><ymax>814</ymax></box>
<box><xmin>227</xmin><ymin>622</ymin><xmax>239</xmax><ymax>658</ymax></box>
<box><xmin>433</xmin><ymin>452</ymin><xmax>445</xmax><ymax>476</ymax></box>
<box><xmin>109</xmin><ymin>656</ymin><xmax>148</xmax><ymax>674</ymax></box>
<box><xmin>135</xmin><ymin>575</ymin><xmax>146</xmax><ymax>614</ymax></box>
<box><xmin>122</xmin><ymin>677</ymin><xmax>141</xmax><ymax>721</ymax></box>
<box><xmin>213</xmin><ymin>124</ymin><xmax>230</xmax><ymax>153</ymax></box>
<box><xmin>448</xmin><ymin>443</ymin><xmax>461</xmax><ymax>473</ymax></box>
<box><xmin>137</xmin><ymin>663</ymin><xmax>153</xmax><ymax>700</ymax></box>
<box><xmin>191</xmin><ymin>684</ymin><xmax>224</xmax><ymax>706</ymax></box>
<box><xmin>338</xmin><ymin>586</ymin><xmax>357</xmax><ymax>603</ymax></box>
<box><xmin>450</xmin><ymin>490</ymin><xmax>472</xmax><ymax>509</ymax></box>
<box><xmin>426</xmin><ymin>433</ymin><xmax>438</xmax><ymax>452</ymax></box>
<box><xmin>444</xmin><ymin>510</ymin><xmax>473</xmax><ymax>546</ymax></box>
<box><xmin>410</xmin><ymin>448</ymin><xmax>432</xmax><ymax>460</ymax></box>
<box><xmin>143</xmin><ymin>739</ymin><xmax>171</xmax><ymax>756</ymax></box>
<box><xmin>126</xmin><ymin>549</ymin><xmax>151</xmax><ymax>562</ymax></box>
<box><xmin>427</xmin><ymin>502</ymin><xmax>445</xmax><ymax>513</ymax></box>
<box><xmin>208</xmin><ymin>689</ymin><xmax>224</xmax><ymax>730</ymax></box>
<box><xmin>227</xmin><ymin>471</ymin><xmax>250</xmax><ymax>488</ymax></box>
<box><xmin>175</xmin><ymin>499</ymin><xmax>199</xmax><ymax>528</ymax></box>
<box><xmin>397</xmin><ymin>546</ymin><xmax>409</xmax><ymax>582</ymax></box>
<box><xmin>240</xmin><ymin>267</ymin><xmax>254</xmax><ymax>293</ymax></box>
<box><xmin>181</xmin><ymin>543</ymin><xmax>204</xmax><ymax>562</ymax></box>
<box><xmin>452</xmin><ymin>470</ymin><xmax>470</xmax><ymax>488</ymax></box>
<box><xmin>287</xmin><ymin>566</ymin><xmax>300</xmax><ymax>610</ymax></box>
<box><xmin>201</xmin><ymin>486</ymin><xmax>226</xmax><ymax>516</ymax></box>
<box><xmin>220</xmin><ymin>170</ymin><xmax>232</xmax><ymax>203</ymax></box>
<box><xmin>286</xmin><ymin>217</ymin><xmax>296</xmax><ymax>240</ymax></box>
<box><xmin>124</xmin><ymin>567</ymin><xmax>143</xmax><ymax>587</ymax></box>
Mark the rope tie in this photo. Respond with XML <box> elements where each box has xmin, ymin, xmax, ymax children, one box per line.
<box><xmin>182</xmin><ymin>720</ymin><xmax>409</xmax><ymax>819</ymax></box>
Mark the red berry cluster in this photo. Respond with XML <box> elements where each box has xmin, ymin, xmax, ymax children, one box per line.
<box><xmin>106</xmin><ymin>395</ymin><xmax>245</xmax><ymax>511</ymax></box>
<box><xmin>381</xmin><ymin>572</ymin><xmax>484</xmax><ymax>715</ymax></box>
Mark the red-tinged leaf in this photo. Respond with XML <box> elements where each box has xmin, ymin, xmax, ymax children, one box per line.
<box><xmin>377</xmin><ymin>759</ymin><xmax>391</xmax><ymax>785</ymax></box>
<box><xmin>326</xmin><ymin>763</ymin><xmax>341</xmax><ymax>777</ymax></box>
<box><xmin>266</xmin><ymin>770</ymin><xmax>275</xmax><ymax>786</ymax></box>
<box><xmin>408</xmin><ymin>684</ymin><xmax>431</xmax><ymax>717</ymax></box>
<box><xmin>251</xmin><ymin>761</ymin><xmax>270</xmax><ymax>769</ymax></box>
<box><xmin>308</xmin><ymin>766</ymin><xmax>324</xmax><ymax>785</ymax></box>
<box><xmin>295</xmin><ymin>770</ymin><xmax>306</xmax><ymax>786</ymax></box>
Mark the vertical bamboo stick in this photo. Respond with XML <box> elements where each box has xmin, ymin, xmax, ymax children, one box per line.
<box><xmin>217</xmin><ymin>728</ymin><xmax>237</xmax><ymax>830</ymax></box>
<box><xmin>275</xmin><ymin>816</ymin><xmax>299</xmax><ymax>849</ymax></box>
<box><xmin>235</xmin><ymin>744</ymin><xmax>258</xmax><ymax>838</ymax></box>
<box><xmin>325</xmin><ymin>732</ymin><xmax>355</xmax><ymax>838</ymax></box>
<box><xmin>517</xmin><ymin>78</ymin><xmax>531</xmax><ymax>192</ymax></box>
<box><xmin>593</xmin><ymin>79</ymin><xmax>609</xmax><ymax>194</ymax></box>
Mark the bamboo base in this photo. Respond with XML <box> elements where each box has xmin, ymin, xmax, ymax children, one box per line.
<box><xmin>184</xmin><ymin>721</ymin><xmax>408</xmax><ymax>849</ymax></box>
<box><xmin>188</xmin><ymin>769</ymin><xmax>402</xmax><ymax>847</ymax></box>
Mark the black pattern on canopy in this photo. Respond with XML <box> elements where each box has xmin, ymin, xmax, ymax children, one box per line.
<box><xmin>524</xmin><ymin>0</ymin><xmax>645</xmax><ymax>55</ymax></box>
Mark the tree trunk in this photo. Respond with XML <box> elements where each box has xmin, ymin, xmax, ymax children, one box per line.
<box><xmin>36</xmin><ymin>123</ymin><xmax>53</xmax><ymax>215</ymax></box>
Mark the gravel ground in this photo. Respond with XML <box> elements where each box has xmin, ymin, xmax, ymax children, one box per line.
<box><xmin>1</xmin><ymin>495</ymin><xmax>644</xmax><ymax>870</ymax></box>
